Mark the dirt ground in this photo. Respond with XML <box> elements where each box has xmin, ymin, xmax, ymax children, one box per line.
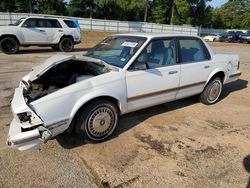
<box><xmin>0</xmin><ymin>32</ymin><xmax>250</xmax><ymax>188</ymax></box>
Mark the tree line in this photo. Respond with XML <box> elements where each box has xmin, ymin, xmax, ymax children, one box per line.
<box><xmin>0</xmin><ymin>0</ymin><xmax>249</xmax><ymax>29</ymax></box>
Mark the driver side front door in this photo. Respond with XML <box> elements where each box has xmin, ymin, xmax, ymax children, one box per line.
<box><xmin>125</xmin><ymin>38</ymin><xmax>180</xmax><ymax>112</ymax></box>
<box><xmin>20</xmin><ymin>18</ymin><xmax>49</xmax><ymax>44</ymax></box>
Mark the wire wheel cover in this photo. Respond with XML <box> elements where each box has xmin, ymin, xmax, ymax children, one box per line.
<box><xmin>87</xmin><ymin>107</ymin><xmax>115</xmax><ymax>137</ymax></box>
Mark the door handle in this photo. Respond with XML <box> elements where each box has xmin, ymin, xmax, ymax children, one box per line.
<box><xmin>58</xmin><ymin>30</ymin><xmax>63</xmax><ymax>32</ymax></box>
<box><xmin>168</xmin><ymin>70</ymin><xmax>178</xmax><ymax>75</ymax></box>
<box><xmin>39</xmin><ymin>29</ymin><xmax>45</xmax><ymax>32</ymax></box>
<box><xmin>204</xmin><ymin>65</ymin><xmax>210</xmax><ymax>69</ymax></box>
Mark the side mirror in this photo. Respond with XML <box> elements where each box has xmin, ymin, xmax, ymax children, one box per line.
<box><xmin>22</xmin><ymin>24</ymin><xmax>27</xmax><ymax>27</ymax></box>
<box><xmin>22</xmin><ymin>23</ymin><xmax>29</xmax><ymax>28</ymax></box>
<box><xmin>130</xmin><ymin>61</ymin><xmax>148</xmax><ymax>71</ymax></box>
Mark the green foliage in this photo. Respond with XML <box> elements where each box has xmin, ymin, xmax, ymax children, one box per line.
<box><xmin>0</xmin><ymin>0</ymin><xmax>249</xmax><ymax>29</ymax></box>
<box><xmin>37</xmin><ymin>0</ymin><xmax>67</xmax><ymax>15</ymax></box>
<box><xmin>148</xmin><ymin>0</ymin><xmax>172</xmax><ymax>24</ymax></box>
<box><xmin>0</xmin><ymin>0</ymin><xmax>29</xmax><ymax>12</ymax></box>
<box><xmin>211</xmin><ymin>0</ymin><xmax>250</xmax><ymax>29</ymax></box>
<box><xmin>0</xmin><ymin>0</ymin><xmax>67</xmax><ymax>15</ymax></box>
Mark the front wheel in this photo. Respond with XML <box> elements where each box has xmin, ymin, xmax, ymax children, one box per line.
<box><xmin>75</xmin><ymin>100</ymin><xmax>119</xmax><ymax>141</ymax></box>
<box><xmin>0</xmin><ymin>37</ymin><xmax>19</xmax><ymax>54</ymax></box>
<box><xmin>59</xmin><ymin>38</ymin><xmax>74</xmax><ymax>52</ymax></box>
<box><xmin>199</xmin><ymin>77</ymin><xmax>223</xmax><ymax>105</ymax></box>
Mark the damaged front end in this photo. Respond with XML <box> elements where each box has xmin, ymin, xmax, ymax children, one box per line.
<box><xmin>7</xmin><ymin>55</ymin><xmax>112</xmax><ymax>151</ymax></box>
<box><xmin>7</xmin><ymin>87</ymin><xmax>52</xmax><ymax>151</ymax></box>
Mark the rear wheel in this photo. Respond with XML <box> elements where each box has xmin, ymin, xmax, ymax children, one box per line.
<box><xmin>0</xmin><ymin>37</ymin><xmax>19</xmax><ymax>54</ymax></box>
<box><xmin>75</xmin><ymin>100</ymin><xmax>119</xmax><ymax>141</ymax></box>
<box><xmin>59</xmin><ymin>37</ymin><xmax>74</xmax><ymax>52</ymax></box>
<box><xmin>199</xmin><ymin>77</ymin><xmax>223</xmax><ymax>105</ymax></box>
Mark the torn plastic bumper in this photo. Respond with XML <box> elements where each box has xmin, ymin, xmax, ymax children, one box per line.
<box><xmin>7</xmin><ymin>118</ymin><xmax>52</xmax><ymax>151</ymax></box>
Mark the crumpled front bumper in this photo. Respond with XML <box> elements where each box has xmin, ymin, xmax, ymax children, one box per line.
<box><xmin>7</xmin><ymin>118</ymin><xmax>42</xmax><ymax>151</ymax></box>
<box><xmin>7</xmin><ymin>87</ymin><xmax>52</xmax><ymax>151</ymax></box>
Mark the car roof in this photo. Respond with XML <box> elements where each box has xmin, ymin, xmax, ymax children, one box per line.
<box><xmin>112</xmin><ymin>33</ymin><xmax>199</xmax><ymax>39</ymax></box>
<box><xmin>24</xmin><ymin>16</ymin><xmax>72</xmax><ymax>20</ymax></box>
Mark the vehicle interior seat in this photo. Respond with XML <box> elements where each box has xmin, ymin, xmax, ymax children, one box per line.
<box><xmin>147</xmin><ymin>40</ymin><xmax>166</xmax><ymax>68</ymax></box>
<box><xmin>164</xmin><ymin>40</ymin><xmax>175</xmax><ymax>65</ymax></box>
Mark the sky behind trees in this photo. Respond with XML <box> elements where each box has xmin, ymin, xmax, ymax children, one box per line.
<box><xmin>207</xmin><ymin>0</ymin><xmax>228</xmax><ymax>7</ymax></box>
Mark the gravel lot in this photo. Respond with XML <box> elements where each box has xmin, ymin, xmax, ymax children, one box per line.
<box><xmin>0</xmin><ymin>33</ymin><xmax>249</xmax><ymax>188</ymax></box>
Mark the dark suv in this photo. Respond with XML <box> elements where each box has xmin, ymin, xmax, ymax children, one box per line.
<box><xmin>219</xmin><ymin>31</ymin><xmax>244</xmax><ymax>42</ymax></box>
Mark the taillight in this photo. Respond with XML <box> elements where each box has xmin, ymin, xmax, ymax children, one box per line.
<box><xmin>238</xmin><ymin>61</ymin><xmax>240</xmax><ymax>70</ymax></box>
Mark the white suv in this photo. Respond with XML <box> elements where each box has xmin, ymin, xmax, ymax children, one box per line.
<box><xmin>0</xmin><ymin>16</ymin><xmax>81</xmax><ymax>54</ymax></box>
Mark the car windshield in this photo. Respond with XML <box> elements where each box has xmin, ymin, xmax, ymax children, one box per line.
<box><xmin>85</xmin><ymin>36</ymin><xmax>147</xmax><ymax>68</ymax></box>
<box><xmin>13</xmin><ymin>18</ymin><xmax>25</xmax><ymax>26</ymax></box>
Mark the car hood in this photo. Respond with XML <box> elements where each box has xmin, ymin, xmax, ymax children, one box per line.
<box><xmin>0</xmin><ymin>25</ymin><xmax>18</xmax><ymax>32</ymax></box>
<box><xmin>23</xmin><ymin>55</ymin><xmax>116</xmax><ymax>82</ymax></box>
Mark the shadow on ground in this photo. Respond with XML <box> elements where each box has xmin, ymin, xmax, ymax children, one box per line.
<box><xmin>57</xmin><ymin>79</ymin><xmax>248</xmax><ymax>149</ymax></box>
<box><xmin>220</xmin><ymin>79</ymin><xmax>248</xmax><ymax>101</ymax></box>
<box><xmin>243</xmin><ymin>155</ymin><xmax>250</xmax><ymax>188</ymax></box>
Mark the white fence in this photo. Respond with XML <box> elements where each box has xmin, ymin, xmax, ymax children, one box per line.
<box><xmin>0</xmin><ymin>12</ymin><xmax>199</xmax><ymax>35</ymax></box>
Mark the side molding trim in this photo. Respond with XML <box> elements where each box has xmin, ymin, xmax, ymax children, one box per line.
<box><xmin>127</xmin><ymin>81</ymin><xmax>206</xmax><ymax>102</ymax></box>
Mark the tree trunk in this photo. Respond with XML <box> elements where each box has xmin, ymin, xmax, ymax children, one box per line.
<box><xmin>144</xmin><ymin>0</ymin><xmax>148</xmax><ymax>22</ymax></box>
<box><xmin>170</xmin><ymin>0</ymin><xmax>175</xmax><ymax>25</ymax></box>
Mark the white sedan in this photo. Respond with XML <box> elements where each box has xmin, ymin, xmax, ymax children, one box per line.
<box><xmin>7</xmin><ymin>33</ymin><xmax>241</xmax><ymax>151</ymax></box>
<box><xmin>203</xmin><ymin>34</ymin><xmax>220</xmax><ymax>42</ymax></box>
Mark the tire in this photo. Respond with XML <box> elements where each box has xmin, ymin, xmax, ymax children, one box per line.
<box><xmin>199</xmin><ymin>77</ymin><xmax>223</xmax><ymax>105</ymax></box>
<box><xmin>58</xmin><ymin>37</ymin><xmax>74</xmax><ymax>52</ymax></box>
<box><xmin>0</xmin><ymin>37</ymin><xmax>19</xmax><ymax>54</ymax></box>
<box><xmin>51</xmin><ymin>45</ymin><xmax>59</xmax><ymax>51</ymax></box>
<box><xmin>75</xmin><ymin>100</ymin><xmax>119</xmax><ymax>141</ymax></box>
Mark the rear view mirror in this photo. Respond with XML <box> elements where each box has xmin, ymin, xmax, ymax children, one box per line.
<box><xmin>22</xmin><ymin>23</ymin><xmax>28</xmax><ymax>27</ymax></box>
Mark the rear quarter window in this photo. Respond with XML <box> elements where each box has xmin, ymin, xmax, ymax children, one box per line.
<box><xmin>63</xmin><ymin>20</ymin><xmax>76</xmax><ymax>28</ymax></box>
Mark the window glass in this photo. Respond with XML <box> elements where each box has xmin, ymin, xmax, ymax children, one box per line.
<box><xmin>13</xmin><ymin>18</ymin><xmax>25</xmax><ymax>26</ymax></box>
<box><xmin>22</xmin><ymin>18</ymin><xmax>62</xmax><ymax>28</ymax></box>
<box><xmin>85</xmin><ymin>36</ymin><xmax>146</xmax><ymax>68</ymax></box>
<box><xmin>37</xmin><ymin>19</ymin><xmax>62</xmax><ymax>28</ymax></box>
<box><xmin>22</xmin><ymin>18</ymin><xmax>37</xmax><ymax>27</ymax></box>
<box><xmin>47</xmin><ymin>19</ymin><xmax>62</xmax><ymax>28</ymax></box>
<box><xmin>179</xmin><ymin>38</ymin><xmax>208</xmax><ymax>63</ymax></box>
<box><xmin>63</xmin><ymin>20</ymin><xmax>76</xmax><ymax>28</ymax></box>
<box><xmin>133</xmin><ymin>38</ymin><xmax>176</xmax><ymax>69</ymax></box>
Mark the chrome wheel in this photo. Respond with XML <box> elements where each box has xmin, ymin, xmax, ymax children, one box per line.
<box><xmin>86</xmin><ymin>105</ymin><xmax>117</xmax><ymax>140</ymax></box>
<box><xmin>208</xmin><ymin>80</ymin><xmax>222</xmax><ymax>103</ymax></box>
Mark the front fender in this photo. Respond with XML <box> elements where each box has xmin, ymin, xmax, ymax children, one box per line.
<box><xmin>69</xmin><ymin>88</ymin><xmax>127</xmax><ymax>124</ymax></box>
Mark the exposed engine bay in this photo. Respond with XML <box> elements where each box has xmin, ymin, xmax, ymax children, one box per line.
<box><xmin>24</xmin><ymin>59</ymin><xmax>109</xmax><ymax>102</ymax></box>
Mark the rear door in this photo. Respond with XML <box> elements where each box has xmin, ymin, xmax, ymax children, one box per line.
<box><xmin>176</xmin><ymin>37</ymin><xmax>212</xmax><ymax>99</ymax></box>
<box><xmin>41</xmin><ymin>19</ymin><xmax>63</xmax><ymax>43</ymax></box>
